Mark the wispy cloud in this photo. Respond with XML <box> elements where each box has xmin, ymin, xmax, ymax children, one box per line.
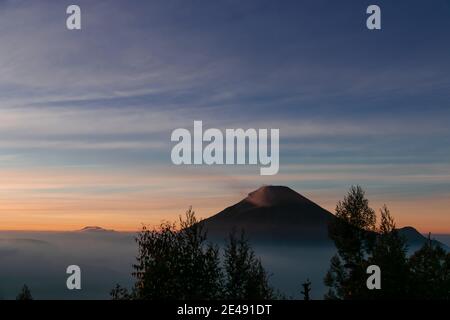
<box><xmin>0</xmin><ymin>0</ymin><xmax>449</xmax><ymax>231</ymax></box>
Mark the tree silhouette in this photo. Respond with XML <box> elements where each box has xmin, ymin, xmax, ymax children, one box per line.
<box><xmin>16</xmin><ymin>285</ymin><xmax>33</xmax><ymax>300</ymax></box>
<box><xmin>368</xmin><ymin>206</ymin><xmax>410</xmax><ymax>299</ymax></box>
<box><xmin>130</xmin><ymin>207</ymin><xmax>222</xmax><ymax>300</ymax></box>
<box><xmin>112</xmin><ymin>208</ymin><xmax>273</xmax><ymax>300</ymax></box>
<box><xmin>408</xmin><ymin>235</ymin><xmax>450</xmax><ymax>299</ymax></box>
<box><xmin>325</xmin><ymin>186</ymin><xmax>450</xmax><ymax>300</ymax></box>
<box><xmin>301</xmin><ymin>279</ymin><xmax>311</xmax><ymax>300</ymax></box>
<box><xmin>110</xmin><ymin>284</ymin><xmax>133</xmax><ymax>300</ymax></box>
<box><xmin>324</xmin><ymin>255</ymin><xmax>345</xmax><ymax>300</ymax></box>
<box><xmin>325</xmin><ymin>185</ymin><xmax>376</xmax><ymax>299</ymax></box>
<box><xmin>224</xmin><ymin>231</ymin><xmax>274</xmax><ymax>300</ymax></box>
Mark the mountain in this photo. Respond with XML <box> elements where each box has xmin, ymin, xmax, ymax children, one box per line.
<box><xmin>201</xmin><ymin>186</ymin><xmax>336</xmax><ymax>244</ymax></box>
<box><xmin>78</xmin><ymin>226</ymin><xmax>116</xmax><ymax>233</ymax></box>
<box><xmin>202</xmin><ymin>185</ymin><xmax>447</xmax><ymax>249</ymax></box>
<box><xmin>397</xmin><ymin>226</ymin><xmax>447</xmax><ymax>250</ymax></box>
<box><xmin>397</xmin><ymin>226</ymin><xmax>427</xmax><ymax>244</ymax></box>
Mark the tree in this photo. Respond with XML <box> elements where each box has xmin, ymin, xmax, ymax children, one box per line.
<box><xmin>110</xmin><ymin>284</ymin><xmax>133</xmax><ymax>300</ymax></box>
<box><xmin>223</xmin><ymin>231</ymin><xmax>274</xmax><ymax>300</ymax></box>
<box><xmin>301</xmin><ymin>279</ymin><xmax>312</xmax><ymax>301</ymax></box>
<box><xmin>331</xmin><ymin>185</ymin><xmax>376</xmax><ymax>261</ymax></box>
<box><xmin>368</xmin><ymin>206</ymin><xmax>410</xmax><ymax>298</ymax></box>
<box><xmin>16</xmin><ymin>285</ymin><xmax>33</xmax><ymax>300</ymax></box>
<box><xmin>408</xmin><ymin>235</ymin><xmax>450</xmax><ymax>299</ymax></box>
<box><xmin>324</xmin><ymin>255</ymin><xmax>346</xmax><ymax>300</ymax></box>
<box><xmin>131</xmin><ymin>207</ymin><xmax>222</xmax><ymax>300</ymax></box>
<box><xmin>325</xmin><ymin>186</ymin><xmax>450</xmax><ymax>300</ymax></box>
<box><xmin>325</xmin><ymin>185</ymin><xmax>376</xmax><ymax>299</ymax></box>
<box><xmin>112</xmin><ymin>208</ymin><xmax>274</xmax><ymax>300</ymax></box>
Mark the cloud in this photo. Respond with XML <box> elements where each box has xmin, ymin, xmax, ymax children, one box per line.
<box><xmin>1</xmin><ymin>0</ymin><xmax>449</xmax><ymax>112</ymax></box>
<box><xmin>0</xmin><ymin>0</ymin><xmax>449</xmax><ymax>232</ymax></box>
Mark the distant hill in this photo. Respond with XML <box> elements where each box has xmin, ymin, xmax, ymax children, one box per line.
<box><xmin>201</xmin><ymin>185</ymin><xmax>447</xmax><ymax>249</ymax></box>
<box><xmin>77</xmin><ymin>226</ymin><xmax>116</xmax><ymax>233</ymax></box>
<box><xmin>397</xmin><ymin>226</ymin><xmax>446</xmax><ymax>249</ymax></box>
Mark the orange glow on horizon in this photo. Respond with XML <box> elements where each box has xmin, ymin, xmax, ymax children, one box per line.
<box><xmin>0</xmin><ymin>166</ymin><xmax>448</xmax><ymax>234</ymax></box>
<box><xmin>1</xmin><ymin>192</ymin><xmax>449</xmax><ymax>234</ymax></box>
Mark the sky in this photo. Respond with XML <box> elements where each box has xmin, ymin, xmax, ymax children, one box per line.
<box><xmin>0</xmin><ymin>0</ymin><xmax>449</xmax><ymax>232</ymax></box>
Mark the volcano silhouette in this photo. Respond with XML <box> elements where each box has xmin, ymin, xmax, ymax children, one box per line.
<box><xmin>202</xmin><ymin>185</ymin><xmax>336</xmax><ymax>244</ymax></box>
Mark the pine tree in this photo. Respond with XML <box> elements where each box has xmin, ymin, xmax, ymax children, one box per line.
<box><xmin>112</xmin><ymin>208</ymin><xmax>276</xmax><ymax>300</ymax></box>
<box><xmin>110</xmin><ymin>284</ymin><xmax>133</xmax><ymax>300</ymax></box>
<box><xmin>16</xmin><ymin>285</ymin><xmax>33</xmax><ymax>300</ymax></box>
<box><xmin>324</xmin><ymin>255</ymin><xmax>346</xmax><ymax>299</ymax></box>
<box><xmin>224</xmin><ymin>231</ymin><xmax>274</xmax><ymax>300</ymax></box>
<box><xmin>368</xmin><ymin>206</ymin><xmax>410</xmax><ymax>298</ymax></box>
<box><xmin>131</xmin><ymin>208</ymin><xmax>223</xmax><ymax>300</ymax></box>
<box><xmin>409</xmin><ymin>235</ymin><xmax>450</xmax><ymax>299</ymax></box>
<box><xmin>325</xmin><ymin>185</ymin><xmax>376</xmax><ymax>299</ymax></box>
<box><xmin>325</xmin><ymin>187</ymin><xmax>449</xmax><ymax>300</ymax></box>
<box><xmin>301</xmin><ymin>279</ymin><xmax>312</xmax><ymax>301</ymax></box>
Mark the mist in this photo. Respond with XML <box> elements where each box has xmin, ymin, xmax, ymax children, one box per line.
<box><xmin>0</xmin><ymin>230</ymin><xmax>136</xmax><ymax>299</ymax></box>
<box><xmin>0</xmin><ymin>230</ymin><xmax>336</xmax><ymax>299</ymax></box>
<box><xmin>1</xmin><ymin>230</ymin><xmax>447</xmax><ymax>300</ymax></box>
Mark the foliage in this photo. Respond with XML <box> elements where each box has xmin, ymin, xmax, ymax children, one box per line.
<box><xmin>224</xmin><ymin>231</ymin><xmax>274</xmax><ymax>299</ymax></box>
<box><xmin>112</xmin><ymin>208</ymin><xmax>273</xmax><ymax>300</ymax></box>
<box><xmin>408</xmin><ymin>236</ymin><xmax>450</xmax><ymax>299</ymax></box>
<box><xmin>325</xmin><ymin>185</ymin><xmax>377</xmax><ymax>299</ymax></box>
<box><xmin>368</xmin><ymin>206</ymin><xmax>410</xmax><ymax>298</ymax></box>
<box><xmin>16</xmin><ymin>285</ymin><xmax>33</xmax><ymax>300</ymax></box>
<box><xmin>325</xmin><ymin>185</ymin><xmax>449</xmax><ymax>300</ymax></box>
<box><xmin>301</xmin><ymin>279</ymin><xmax>311</xmax><ymax>301</ymax></box>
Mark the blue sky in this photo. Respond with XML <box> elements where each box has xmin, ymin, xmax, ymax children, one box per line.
<box><xmin>0</xmin><ymin>0</ymin><xmax>449</xmax><ymax>231</ymax></box>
